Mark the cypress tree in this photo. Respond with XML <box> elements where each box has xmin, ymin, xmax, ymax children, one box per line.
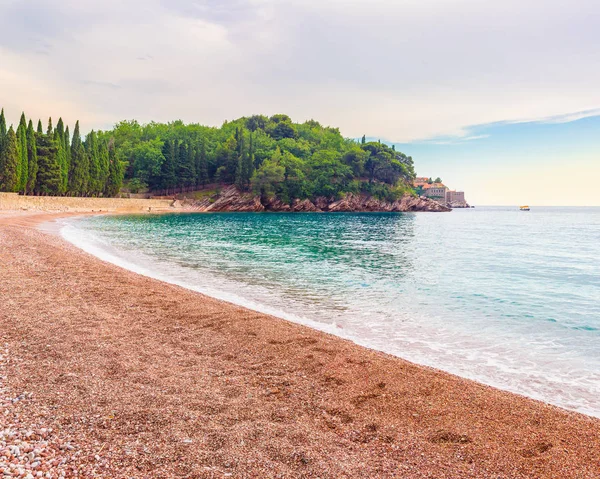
<box><xmin>37</xmin><ymin>120</ymin><xmax>43</xmax><ymax>134</ymax></box>
<box><xmin>0</xmin><ymin>109</ymin><xmax>7</xmax><ymax>158</ymax></box>
<box><xmin>53</xmin><ymin>131</ymin><xmax>67</xmax><ymax>195</ymax></box>
<box><xmin>85</xmin><ymin>130</ymin><xmax>101</xmax><ymax>195</ymax></box>
<box><xmin>55</xmin><ymin>118</ymin><xmax>69</xmax><ymax>194</ymax></box>
<box><xmin>0</xmin><ymin>127</ymin><xmax>20</xmax><ymax>192</ymax></box>
<box><xmin>105</xmin><ymin>140</ymin><xmax>123</xmax><ymax>197</ymax></box>
<box><xmin>244</xmin><ymin>132</ymin><xmax>255</xmax><ymax>190</ymax></box>
<box><xmin>98</xmin><ymin>138</ymin><xmax>110</xmax><ymax>196</ymax></box>
<box><xmin>69</xmin><ymin>121</ymin><xmax>89</xmax><ymax>196</ymax></box>
<box><xmin>47</xmin><ymin>117</ymin><xmax>53</xmax><ymax>136</ymax></box>
<box><xmin>35</xmin><ymin>130</ymin><xmax>61</xmax><ymax>196</ymax></box>
<box><xmin>26</xmin><ymin>120</ymin><xmax>38</xmax><ymax>194</ymax></box>
<box><xmin>64</xmin><ymin>125</ymin><xmax>71</xmax><ymax>184</ymax></box>
<box><xmin>0</xmin><ymin>109</ymin><xmax>6</xmax><ymax>139</ymax></box>
<box><xmin>17</xmin><ymin>113</ymin><xmax>28</xmax><ymax>192</ymax></box>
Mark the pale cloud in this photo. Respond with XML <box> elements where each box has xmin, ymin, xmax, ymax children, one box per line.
<box><xmin>0</xmin><ymin>0</ymin><xmax>599</xmax><ymax>141</ymax></box>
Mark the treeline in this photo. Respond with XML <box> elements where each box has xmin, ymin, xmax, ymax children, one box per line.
<box><xmin>103</xmin><ymin>114</ymin><xmax>416</xmax><ymax>202</ymax></box>
<box><xmin>0</xmin><ymin>108</ymin><xmax>123</xmax><ymax>196</ymax></box>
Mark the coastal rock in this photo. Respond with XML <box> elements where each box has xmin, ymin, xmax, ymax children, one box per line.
<box><xmin>313</xmin><ymin>197</ymin><xmax>331</xmax><ymax>211</ymax></box>
<box><xmin>264</xmin><ymin>197</ymin><xmax>291</xmax><ymax>212</ymax></box>
<box><xmin>396</xmin><ymin>195</ymin><xmax>451</xmax><ymax>212</ymax></box>
<box><xmin>291</xmin><ymin>199</ymin><xmax>321</xmax><ymax>212</ymax></box>
<box><xmin>182</xmin><ymin>187</ymin><xmax>450</xmax><ymax>213</ymax></box>
<box><xmin>186</xmin><ymin>186</ymin><xmax>265</xmax><ymax>212</ymax></box>
<box><xmin>447</xmin><ymin>201</ymin><xmax>471</xmax><ymax>209</ymax></box>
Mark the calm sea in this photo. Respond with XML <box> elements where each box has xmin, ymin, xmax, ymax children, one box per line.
<box><xmin>61</xmin><ymin>207</ymin><xmax>600</xmax><ymax>417</ymax></box>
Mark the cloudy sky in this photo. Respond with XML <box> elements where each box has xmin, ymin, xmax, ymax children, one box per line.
<box><xmin>1</xmin><ymin>0</ymin><xmax>599</xmax><ymax>204</ymax></box>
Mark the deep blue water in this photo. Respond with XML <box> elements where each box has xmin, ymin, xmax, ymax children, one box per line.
<box><xmin>61</xmin><ymin>207</ymin><xmax>600</xmax><ymax>416</ymax></box>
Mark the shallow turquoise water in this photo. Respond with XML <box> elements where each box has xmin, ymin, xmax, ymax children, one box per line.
<box><xmin>62</xmin><ymin>207</ymin><xmax>600</xmax><ymax>416</ymax></box>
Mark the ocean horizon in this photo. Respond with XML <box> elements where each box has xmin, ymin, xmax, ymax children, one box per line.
<box><xmin>60</xmin><ymin>206</ymin><xmax>600</xmax><ymax>418</ymax></box>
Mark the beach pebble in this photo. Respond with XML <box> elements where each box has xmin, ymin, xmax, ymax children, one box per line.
<box><xmin>0</xmin><ymin>341</ymin><xmax>110</xmax><ymax>479</ymax></box>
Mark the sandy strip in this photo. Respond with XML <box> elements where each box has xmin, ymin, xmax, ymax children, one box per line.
<box><xmin>0</xmin><ymin>211</ymin><xmax>599</xmax><ymax>478</ymax></box>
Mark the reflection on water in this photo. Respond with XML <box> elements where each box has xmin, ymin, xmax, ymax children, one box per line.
<box><xmin>64</xmin><ymin>208</ymin><xmax>600</xmax><ymax>417</ymax></box>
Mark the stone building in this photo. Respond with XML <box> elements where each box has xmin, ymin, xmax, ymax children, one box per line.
<box><xmin>422</xmin><ymin>183</ymin><xmax>448</xmax><ymax>202</ymax></box>
<box><xmin>446</xmin><ymin>190</ymin><xmax>465</xmax><ymax>204</ymax></box>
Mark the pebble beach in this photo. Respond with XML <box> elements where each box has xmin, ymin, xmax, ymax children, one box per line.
<box><xmin>1</xmin><ymin>211</ymin><xmax>599</xmax><ymax>478</ymax></box>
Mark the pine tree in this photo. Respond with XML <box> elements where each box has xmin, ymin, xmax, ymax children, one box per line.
<box><xmin>36</xmin><ymin>120</ymin><xmax>43</xmax><ymax>135</ymax></box>
<box><xmin>0</xmin><ymin>127</ymin><xmax>20</xmax><ymax>192</ymax></box>
<box><xmin>17</xmin><ymin>114</ymin><xmax>28</xmax><ymax>193</ymax></box>
<box><xmin>69</xmin><ymin>121</ymin><xmax>89</xmax><ymax>196</ymax></box>
<box><xmin>35</xmin><ymin>130</ymin><xmax>61</xmax><ymax>196</ymax></box>
<box><xmin>26</xmin><ymin>120</ymin><xmax>38</xmax><ymax>194</ymax></box>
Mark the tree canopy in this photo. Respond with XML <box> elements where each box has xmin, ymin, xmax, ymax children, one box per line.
<box><xmin>1</xmin><ymin>110</ymin><xmax>417</xmax><ymax>202</ymax></box>
<box><xmin>98</xmin><ymin>114</ymin><xmax>416</xmax><ymax>201</ymax></box>
<box><xmin>0</xmin><ymin>108</ymin><xmax>125</xmax><ymax>196</ymax></box>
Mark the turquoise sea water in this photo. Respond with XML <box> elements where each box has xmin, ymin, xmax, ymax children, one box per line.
<box><xmin>61</xmin><ymin>207</ymin><xmax>600</xmax><ymax>416</ymax></box>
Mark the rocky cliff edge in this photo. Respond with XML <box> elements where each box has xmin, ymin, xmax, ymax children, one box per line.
<box><xmin>181</xmin><ymin>186</ymin><xmax>450</xmax><ymax>213</ymax></box>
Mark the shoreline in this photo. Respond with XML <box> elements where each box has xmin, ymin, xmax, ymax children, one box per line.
<box><xmin>57</xmin><ymin>212</ymin><xmax>599</xmax><ymax>419</ymax></box>
<box><xmin>1</xmin><ymin>210</ymin><xmax>599</xmax><ymax>477</ymax></box>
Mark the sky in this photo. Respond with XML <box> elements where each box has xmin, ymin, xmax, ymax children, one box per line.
<box><xmin>0</xmin><ymin>0</ymin><xmax>599</xmax><ymax>205</ymax></box>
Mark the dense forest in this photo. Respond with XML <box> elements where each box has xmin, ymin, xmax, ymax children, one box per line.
<box><xmin>1</xmin><ymin>110</ymin><xmax>417</xmax><ymax>202</ymax></box>
<box><xmin>0</xmin><ymin>109</ymin><xmax>123</xmax><ymax>197</ymax></box>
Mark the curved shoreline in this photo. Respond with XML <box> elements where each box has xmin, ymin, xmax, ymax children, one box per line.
<box><xmin>58</xmin><ymin>213</ymin><xmax>600</xmax><ymax>419</ymax></box>
<box><xmin>1</xmin><ymin>210</ymin><xmax>599</xmax><ymax>478</ymax></box>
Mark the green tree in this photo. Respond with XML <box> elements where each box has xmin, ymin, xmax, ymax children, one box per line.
<box><xmin>0</xmin><ymin>127</ymin><xmax>20</xmax><ymax>192</ymax></box>
<box><xmin>195</xmin><ymin>140</ymin><xmax>209</xmax><ymax>187</ymax></box>
<box><xmin>157</xmin><ymin>139</ymin><xmax>177</xmax><ymax>193</ymax></box>
<box><xmin>64</xmin><ymin>125</ymin><xmax>71</xmax><ymax>182</ymax></box>
<box><xmin>16</xmin><ymin>114</ymin><xmax>28</xmax><ymax>193</ymax></box>
<box><xmin>279</xmin><ymin>150</ymin><xmax>306</xmax><ymax>201</ymax></box>
<box><xmin>26</xmin><ymin>120</ymin><xmax>38</xmax><ymax>194</ymax></box>
<box><xmin>69</xmin><ymin>121</ymin><xmax>89</xmax><ymax>195</ymax></box>
<box><xmin>105</xmin><ymin>139</ymin><xmax>124</xmax><ymax>197</ymax></box>
<box><xmin>130</xmin><ymin>139</ymin><xmax>165</xmax><ymax>188</ymax></box>
<box><xmin>0</xmin><ymin>109</ymin><xmax>6</xmax><ymax>140</ymax></box>
<box><xmin>85</xmin><ymin>130</ymin><xmax>101</xmax><ymax>195</ymax></box>
<box><xmin>35</xmin><ymin>129</ymin><xmax>61</xmax><ymax>195</ymax></box>
<box><xmin>177</xmin><ymin>142</ymin><xmax>196</xmax><ymax>191</ymax></box>
<box><xmin>55</xmin><ymin>118</ymin><xmax>69</xmax><ymax>194</ymax></box>
<box><xmin>251</xmin><ymin>148</ymin><xmax>285</xmax><ymax>198</ymax></box>
<box><xmin>307</xmin><ymin>150</ymin><xmax>352</xmax><ymax>197</ymax></box>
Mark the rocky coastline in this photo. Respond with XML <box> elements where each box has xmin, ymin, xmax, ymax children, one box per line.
<box><xmin>181</xmin><ymin>185</ymin><xmax>451</xmax><ymax>213</ymax></box>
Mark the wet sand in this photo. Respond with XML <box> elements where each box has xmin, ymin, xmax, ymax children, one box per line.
<box><xmin>0</xmin><ymin>211</ymin><xmax>599</xmax><ymax>478</ymax></box>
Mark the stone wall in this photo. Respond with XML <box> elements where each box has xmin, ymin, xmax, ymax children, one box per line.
<box><xmin>0</xmin><ymin>193</ymin><xmax>176</xmax><ymax>212</ymax></box>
